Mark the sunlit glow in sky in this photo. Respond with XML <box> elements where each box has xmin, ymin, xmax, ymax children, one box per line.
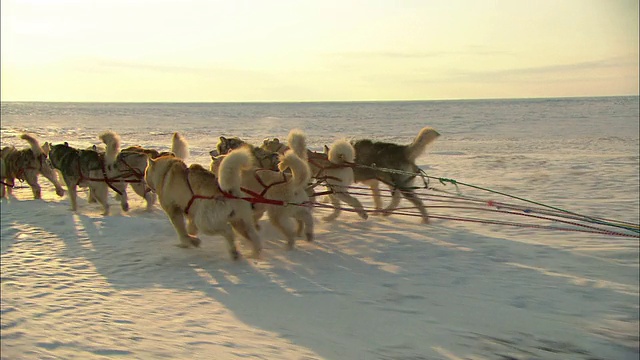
<box><xmin>1</xmin><ymin>0</ymin><xmax>638</xmax><ymax>102</ymax></box>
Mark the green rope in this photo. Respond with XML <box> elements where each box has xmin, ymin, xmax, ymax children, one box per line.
<box><xmin>429</xmin><ymin>175</ymin><xmax>639</xmax><ymax>234</ymax></box>
<box><xmin>357</xmin><ymin>163</ymin><xmax>640</xmax><ymax>234</ymax></box>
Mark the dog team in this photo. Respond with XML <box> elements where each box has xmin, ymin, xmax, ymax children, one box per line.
<box><xmin>1</xmin><ymin>127</ymin><xmax>440</xmax><ymax>259</ymax></box>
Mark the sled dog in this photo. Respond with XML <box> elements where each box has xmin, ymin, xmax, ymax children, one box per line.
<box><xmin>98</xmin><ymin>131</ymin><xmax>158</xmax><ymax>211</ymax></box>
<box><xmin>145</xmin><ymin>149</ymin><xmax>261</xmax><ymax>259</ymax></box>
<box><xmin>286</xmin><ymin>129</ymin><xmax>367</xmax><ymax>221</ymax></box>
<box><xmin>0</xmin><ymin>134</ymin><xmax>65</xmax><ymax>199</ymax></box>
<box><xmin>214</xmin><ymin>136</ymin><xmax>280</xmax><ymax>170</ymax></box>
<box><xmin>211</xmin><ymin>146</ymin><xmax>314</xmax><ymax>249</ymax></box>
<box><xmin>121</xmin><ymin>132</ymin><xmax>189</xmax><ymax>160</ymax></box>
<box><xmin>48</xmin><ymin>142</ymin><xmax>116</xmax><ymax>215</ymax></box>
<box><xmin>352</xmin><ymin>126</ymin><xmax>440</xmax><ymax>223</ymax></box>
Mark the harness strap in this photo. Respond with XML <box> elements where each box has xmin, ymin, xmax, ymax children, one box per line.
<box><xmin>183</xmin><ymin>168</ymin><xmax>219</xmax><ymax>215</ymax></box>
<box><xmin>253</xmin><ymin>170</ymin><xmax>289</xmax><ymax>197</ymax></box>
<box><xmin>0</xmin><ymin>180</ymin><xmax>15</xmax><ymax>188</ymax></box>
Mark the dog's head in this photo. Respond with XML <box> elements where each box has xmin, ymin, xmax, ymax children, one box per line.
<box><xmin>262</xmin><ymin>138</ymin><xmax>288</xmax><ymax>154</ymax></box>
<box><xmin>216</xmin><ymin>136</ymin><xmax>247</xmax><ymax>155</ymax></box>
<box><xmin>48</xmin><ymin>142</ymin><xmax>75</xmax><ymax>171</ymax></box>
<box><xmin>1</xmin><ymin>146</ymin><xmax>16</xmax><ymax>160</ymax></box>
<box><xmin>209</xmin><ymin>153</ymin><xmax>226</xmax><ymax>175</ymax></box>
<box><xmin>253</xmin><ymin>147</ymin><xmax>280</xmax><ymax>170</ymax></box>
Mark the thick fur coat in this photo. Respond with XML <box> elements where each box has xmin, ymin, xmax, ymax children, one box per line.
<box><xmin>0</xmin><ymin>134</ymin><xmax>65</xmax><ymax>199</ymax></box>
<box><xmin>146</xmin><ymin>148</ymin><xmax>261</xmax><ymax>259</ymax></box>
<box><xmin>352</xmin><ymin>126</ymin><xmax>440</xmax><ymax>223</ymax></box>
<box><xmin>215</xmin><ymin>136</ymin><xmax>280</xmax><ymax>170</ymax></box>
<box><xmin>286</xmin><ymin>130</ymin><xmax>368</xmax><ymax>221</ymax></box>
<box><xmin>210</xmin><ymin>146</ymin><xmax>314</xmax><ymax>249</ymax></box>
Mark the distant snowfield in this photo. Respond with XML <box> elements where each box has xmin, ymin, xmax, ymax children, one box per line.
<box><xmin>1</xmin><ymin>176</ymin><xmax>638</xmax><ymax>359</ymax></box>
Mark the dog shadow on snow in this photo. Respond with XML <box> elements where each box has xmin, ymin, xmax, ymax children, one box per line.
<box><xmin>4</xmin><ymin>197</ymin><xmax>637</xmax><ymax>359</ymax></box>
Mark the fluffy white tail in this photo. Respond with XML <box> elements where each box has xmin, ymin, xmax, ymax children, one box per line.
<box><xmin>405</xmin><ymin>127</ymin><xmax>440</xmax><ymax>162</ymax></box>
<box><xmin>99</xmin><ymin>131</ymin><xmax>121</xmax><ymax>165</ymax></box>
<box><xmin>278</xmin><ymin>150</ymin><xmax>311</xmax><ymax>189</ymax></box>
<box><xmin>171</xmin><ymin>132</ymin><xmax>189</xmax><ymax>160</ymax></box>
<box><xmin>327</xmin><ymin>139</ymin><xmax>355</xmax><ymax>164</ymax></box>
<box><xmin>218</xmin><ymin>147</ymin><xmax>252</xmax><ymax>196</ymax></box>
<box><xmin>20</xmin><ymin>134</ymin><xmax>43</xmax><ymax>157</ymax></box>
<box><xmin>286</xmin><ymin>129</ymin><xmax>308</xmax><ymax>160</ymax></box>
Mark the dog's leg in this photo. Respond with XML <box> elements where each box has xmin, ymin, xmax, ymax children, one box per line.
<box><xmin>131</xmin><ymin>182</ymin><xmax>156</xmax><ymax>210</ymax></box>
<box><xmin>296</xmin><ymin>207</ymin><xmax>315</xmax><ymax>243</ymax></box>
<box><xmin>399</xmin><ymin>188</ymin><xmax>429</xmax><ymax>224</ymax></box>
<box><xmin>115</xmin><ymin>183</ymin><xmax>129</xmax><ymax>212</ymax></box>
<box><xmin>24</xmin><ymin>171</ymin><xmax>41</xmax><ymax>199</ymax></box>
<box><xmin>231</xmin><ymin>220</ymin><xmax>261</xmax><ymax>258</ymax></box>
<box><xmin>66</xmin><ymin>182</ymin><xmax>79</xmax><ymax>211</ymax></box>
<box><xmin>332</xmin><ymin>191</ymin><xmax>368</xmax><ymax>220</ymax></box>
<box><xmin>186</xmin><ymin>216</ymin><xmax>198</xmax><ymax>236</ymax></box>
<box><xmin>40</xmin><ymin>168</ymin><xmax>65</xmax><ymax>197</ymax></box>
<box><xmin>87</xmin><ymin>188</ymin><xmax>97</xmax><ymax>203</ymax></box>
<box><xmin>362</xmin><ymin>179</ymin><xmax>384</xmax><ymax>212</ymax></box>
<box><xmin>381</xmin><ymin>188</ymin><xmax>402</xmax><ymax>216</ymax></box>
<box><xmin>0</xmin><ymin>176</ymin><xmax>8</xmax><ymax>199</ymax></box>
<box><xmin>269</xmin><ymin>213</ymin><xmax>297</xmax><ymax>249</ymax></box>
<box><xmin>93</xmin><ymin>184</ymin><xmax>111</xmax><ymax>216</ymax></box>
<box><xmin>220</xmin><ymin>224</ymin><xmax>240</xmax><ymax>260</ymax></box>
<box><xmin>166</xmin><ymin>206</ymin><xmax>201</xmax><ymax>248</ymax></box>
<box><xmin>322</xmin><ymin>193</ymin><xmax>342</xmax><ymax>222</ymax></box>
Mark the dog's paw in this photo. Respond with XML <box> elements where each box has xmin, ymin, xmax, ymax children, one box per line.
<box><xmin>322</xmin><ymin>215</ymin><xmax>336</xmax><ymax>222</ymax></box>
<box><xmin>190</xmin><ymin>236</ymin><xmax>202</xmax><ymax>247</ymax></box>
<box><xmin>421</xmin><ymin>217</ymin><xmax>430</xmax><ymax>224</ymax></box>
<box><xmin>121</xmin><ymin>202</ymin><xmax>130</xmax><ymax>212</ymax></box>
<box><xmin>358</xmin><ymin>211</ymin><xmax>368</xmax><ymax>220</ymax></box>
<box><xmin>55</xmin><ymin>188</ymin><xmax>65</xmax><ymax>197</ymax></box>
<box><xmin>305</xmin><ymin>232</ymin><xmax>314</xmax><ymax>242</ymax></box>
<box><xmin>230</xmin><ymin>249</ymin><xmax>240</xmax><ymax>260</ymax></box>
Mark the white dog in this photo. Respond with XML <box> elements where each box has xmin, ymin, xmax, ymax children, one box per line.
<box><xmin>211</xmin><ymin>146</ymin><xmax>314</xmax><ymax>249</ymax></box>
<box><xmin>145</xmin><ymin>148</ymin><xmax>261</xmax><ymax>259</ymax></box>
<box><xmin>286</xmin><ymin>129</ymin><xmax>368</xmax><ymax>221</ymax></box>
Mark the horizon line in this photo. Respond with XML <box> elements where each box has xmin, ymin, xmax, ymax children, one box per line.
<box><xmin>1</xmin><ymin>94</ymin><xmax>638</xmax><ymax>105</ymax></box>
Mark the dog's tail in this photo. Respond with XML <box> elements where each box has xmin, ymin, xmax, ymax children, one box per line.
<box><xmin>20</xmin><ymin>134</ymin><xmax>44</xmax><ymax>157</ymax></box>
<box><xmin>286</xmin><ymin>129</ymin><xmax>308</xmax><ymax>160</ymax></box>
<box><xmin>171</xmin><ymin>132</ymin><xmax>189</xmax><ymax>160</ymax></box>
<box><xmin>405</xmin><ymin>127</ymin><xmax>440</xmax><ymax>162</ymax></box>
<box><xmin>327</xmin><ymin>139</ymin><xmax>355</xmax><ymax>164</ymax></box>
<box><xmin>278</xmin><ymin>150</ymin><xmax>311</xmax><ymax>189</ymax></box>
<box><xmin>218</xmin><ymin>147</ymin><xmax>252</xmax><ymax>197</ymax></box>
<box><xmin>99</xmin><ymin>131</ymin><xmax>121</xmax><ymax>165</ymax></box>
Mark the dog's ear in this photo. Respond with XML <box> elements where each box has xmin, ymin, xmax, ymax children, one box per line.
<box><xmin>323</xmin><ymin>145</ymin><xmax>330</xmax><ymax>154</ymax></box>
<box><xmin>219</xmin><ymin>136</ymin><xmax>227</xmax><ymax>142</ymax></box>
<box><xmin>42</xmin><ymin>142</ymin><xmax>51</xmax><ymax>155</ymax></box>
<box><xmin>64</xmin><ymin>142</ymin><xmax>69</xmax><ymax>147</ymax></box>
<box><xmin>263</xmin><ymin>138</ymin><xmax>269</xmax><ymax>146</ymax></box>
<box><xmin>273</xmin><ymin>138</ymin><xmax>279</xmax><ymax>144</ymax></box>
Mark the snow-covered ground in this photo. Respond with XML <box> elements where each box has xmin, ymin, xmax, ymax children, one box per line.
<box><xmin>1</xmin><ymin>98</ymin><xmax>638</xmax><ymax>359</ymax></box>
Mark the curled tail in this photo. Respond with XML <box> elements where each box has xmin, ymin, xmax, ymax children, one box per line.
<box><xmin>278</xmin><ymin>150</ymin><xmax>311</xmax><ymax>189</ymax></box>
<box><xmin>20</xmin><ymin>134</ymin><xmax>44</xmax><ymax>157</ymax></box>
<box><xmin>218</xmin><ymin>147</ymin><xmax>252</xmax><ymax>196</ymax></box>
<box><xmin>327</xmin><ymin>139</ymin><xmax>355</xmax><ymax>164</ymax></box>
<box><xmin>405</xmin><ymin>127</ymin><xmax>441</xmax><ymax>162</ymax></box>
<box><xmin>286</xmin><ymin>129</ymin><xmax>308</xmax><ymax>160</ymax></box>
<box><xmin>171</xmin><ymin>132</ymin><xmax>189</xmax><ymax>160</ymax></box>
<box><xmin>99</xmin><ymin>131</ymin><xmax>121</xmax><ymax>165</ymax></box>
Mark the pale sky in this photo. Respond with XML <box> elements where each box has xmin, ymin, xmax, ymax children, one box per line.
<box><xmin>1</xmin><ymin>0</ymin><xmax>638</xmax><ymax>102</ymax></box>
